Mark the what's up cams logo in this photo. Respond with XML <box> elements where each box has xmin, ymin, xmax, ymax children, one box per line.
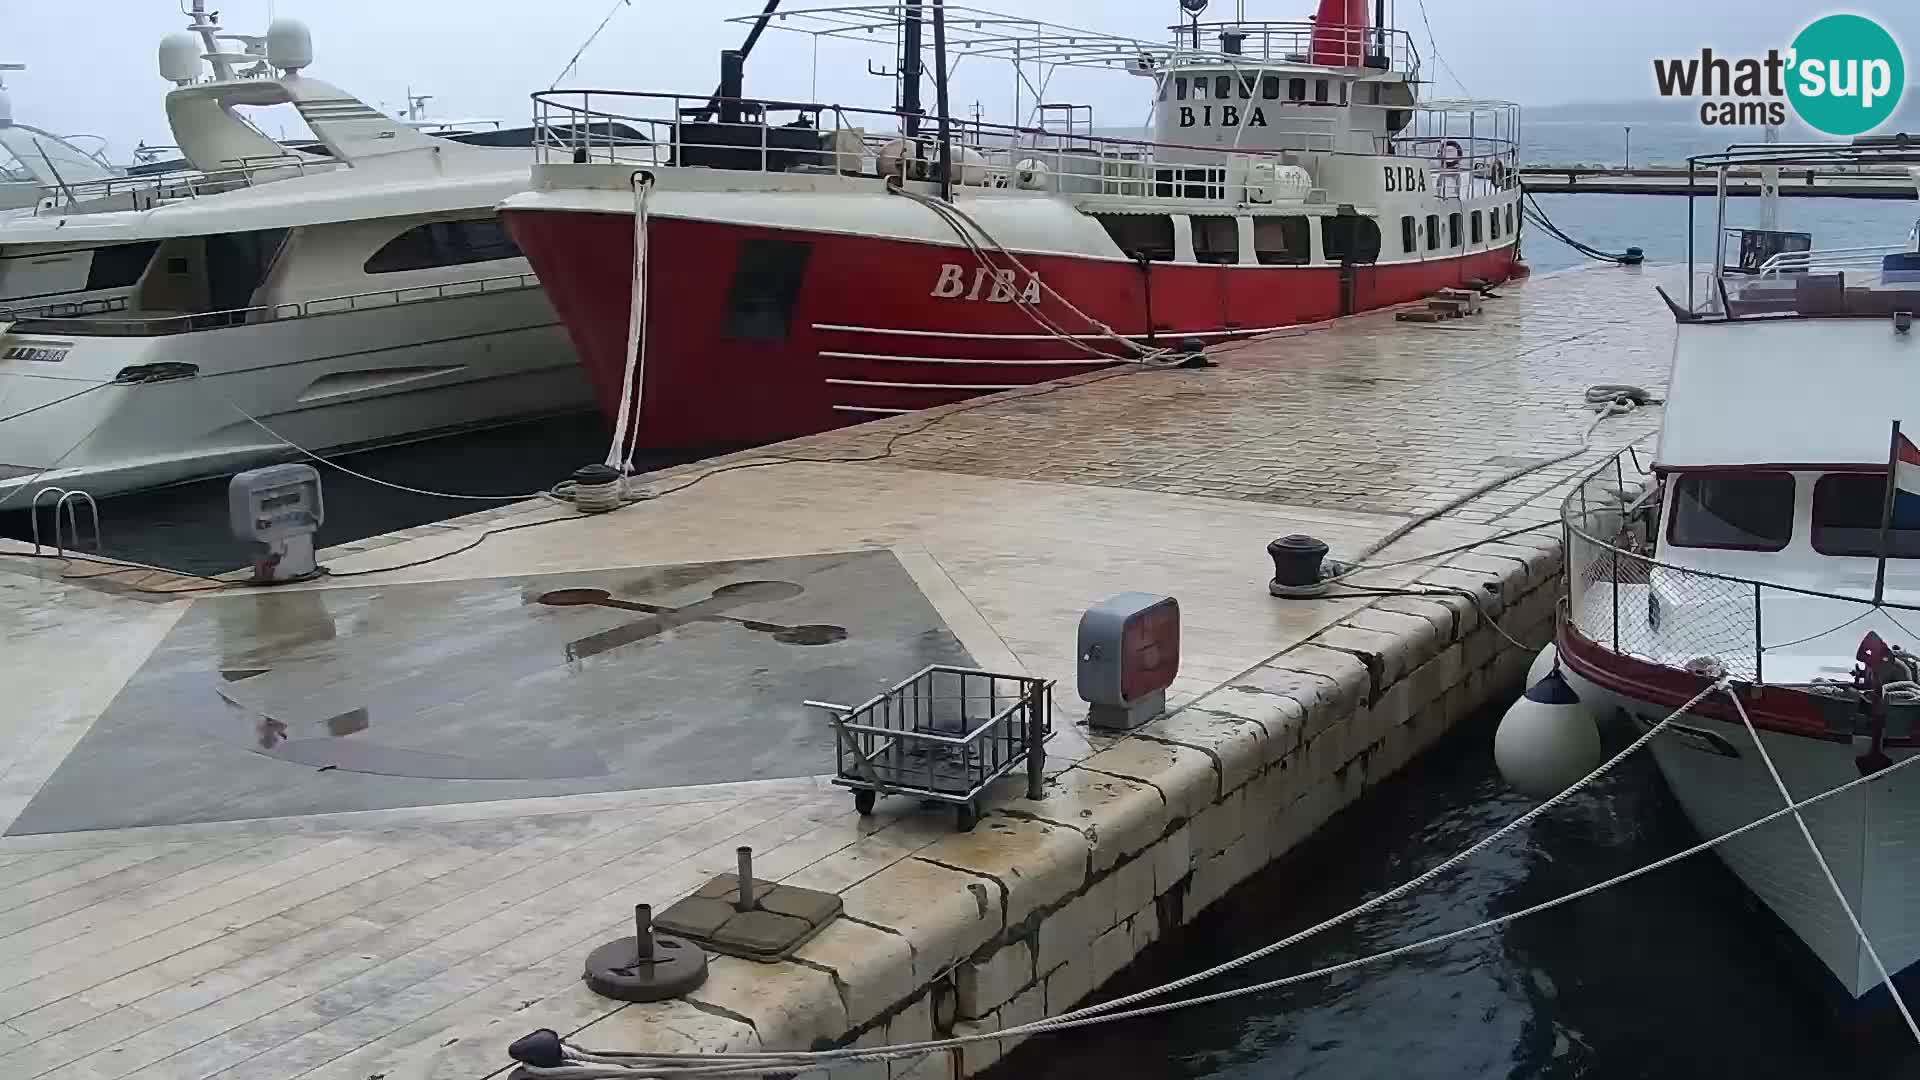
<box><xmin>1652</xmin><ymin>13</ymin><xmax>1905</xmax><ymax>135</ymax></box>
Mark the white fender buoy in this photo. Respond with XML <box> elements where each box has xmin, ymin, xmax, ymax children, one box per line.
<box><xmin>1494</xmin><ymin>670</ymin><xmax>1601</xmax><ymax>799</ymax></box>
<box><xmin>1527</xmin><ymin>643</ymin><xmax>1558</xmax><ymax>689</ymax></box>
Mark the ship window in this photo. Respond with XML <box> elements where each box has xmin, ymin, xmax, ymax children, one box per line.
<box><xmin>1425</xmin><ymin>214</ymin><xmax>1439</xmax><ymax>251</ymax></box>
<box><xmin>1323</xmin><ymin>215</ymin><xmax>1379</xmax><ymax>265</ymax></box>
<box><xmin>1176</xmin><ymin>77</ymin><xmax>1189</xmax><ymax>101</ymax></box>
<box><xmin>1095</xmin><ymin>213</ymin><xmax>1175</xmax><ymax>262</ymax></box>
<box><xmin>1489</xmin><ymin>209</ymin><xmax>1501</xmax><ymax>240</ymax></box>
<box><xmin>1448</xmin><ymin>212</ymin><xmax>1462</xmax><ymax>248</ymax></box>
<box><xmin>1253</xmin><ymin>216</ymin><xmax>1310</xmax><ymax>265</ymax></box>
<box><xmin>1400</xmin><ymin>215</ymin><xmax>1417</xmax><ymax>253</ymax></box>
<box><xmin>1315</xmin><ymin>79</ymin><xmax>1330</xmax><ymax>103</ymax></box>
<box><xmin>1668</xmin><ymin>472</ymin><xmax>1795</xmax><ymax>552</ymax></box>
<box><xmin>1261</xmin><ymin>75</ymin><xmax>1281</xmax><ymax>100</ymax></box>
<box><xmin>205</xmin><ymin>228</ymin><xmax>289</xmax><ymax>313</ymax></box>
<box><xmin>1506</xmin><ymin>203</ymin><xmax>1515</xmax><ymax>235</ymax></box>
<box><xmin>1812</xmin><ymin>474</ymin><xmax>1920</xmax><ymax>558</ymax></box>
<box><xmin>1215</xmin><ymin>75</ymin><xmax>1231</xmax><ymax>100</ymax></box>
<box><xmin>1289</xmin><ymin>78</ymin><xmax>1307</xmax><ymax>101</ymax></box>
<box><xmin>1471</xmin><ymin>210</ymin><xmax>1484</xmax><ymax>244</ymax></box>
<box><xmin>84</xmin><ymin>241</ymin><xmax>161</xmax><ymax>291</ymax></box>
<box><xmin>1191</xmin><ymin>215</ymin><xmax>1240</xmax><ymax>265</ymax></box>
<box><xmin>721</xmin><ymin>238</ymin><xmax>812</xmax><ymax>341</ymax></box>
<box><xmin>365</xmin><ymin>217</ymin><xmax>521</xmax><ymax>274</ymax></box>
<box><xmin>1339</xmin><ymin>81</ymin><xmax>1349</xmax><ymax>105</ymax></box>
<box><xmin>1239</xmin><ymin>74</ymin><xmax>1256</xmax><ymax>99</ymax></box>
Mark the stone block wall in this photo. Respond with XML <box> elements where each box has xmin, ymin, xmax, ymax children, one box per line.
<box><xmin>578</xmin><ymin>538</ymin><xmax>1566</xmax><ymax>1080</ymax></box>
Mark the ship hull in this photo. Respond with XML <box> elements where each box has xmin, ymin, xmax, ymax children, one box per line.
<box><xmin>502</xmin><ymin>207</ymin><xmax>1520</xmax><ymax>449</ymax></box>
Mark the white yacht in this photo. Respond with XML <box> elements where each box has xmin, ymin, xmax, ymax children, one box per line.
<box><xmin>0</xmin><ymin>64</ymin><xmax>120</xmax><ymax>212</ymax></box>
<box><xmin>1558</xmin><ymin>141</ymin><xmax>1920</xmax><ymax>1010</ymax></box>
<box><xmin>0</xmin><ymin>4</ymin><xmax>588</xmax><ymax>505</ymax></box>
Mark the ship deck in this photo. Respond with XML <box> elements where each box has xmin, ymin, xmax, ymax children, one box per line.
<box><xmin>0</xmin><ymin>263</ymin><xmax>1668</xmax><ymax>1080</ymax></box>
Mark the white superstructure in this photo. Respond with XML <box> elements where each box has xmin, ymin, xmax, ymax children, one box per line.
<box><xmin>1560</xmin><ymin>144</ymin><xmax>1920</xmax><ymax>1005</ymax></box>
<box><xmin>0</xmin><ymin>4</ymin><xmax>585</xmax><ymax>504</ymax></box>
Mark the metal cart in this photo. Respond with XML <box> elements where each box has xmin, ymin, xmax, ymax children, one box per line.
<box><xmin>807</xmin><ymin>665</ymin><xmax>1052</xmax><ymax>831</ymax></box>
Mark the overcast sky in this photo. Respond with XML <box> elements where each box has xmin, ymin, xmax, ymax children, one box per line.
<box><xmin>5</xmin><ymin>0</ymin><xmax>1916</xmax><ymax>160</ymax></box>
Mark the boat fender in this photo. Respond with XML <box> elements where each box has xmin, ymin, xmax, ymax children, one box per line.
<box><xmin>1494</xmin><ymin>669</ymin><xmax>1601</xmax><ymax>799</ymax></box>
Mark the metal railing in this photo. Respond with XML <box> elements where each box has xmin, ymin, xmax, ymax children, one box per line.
<box><xmin>532</xmin><ymin>90</ymin><xmax>1309</xmax><ymax>201</ymax></box>
<box><xmin>33</xmin><ymin>153</ymin><xmax>324</xmax><ymax>216</ymax></box>
<box><xmin>5</xmin><ymin>272</ymin><xmax>539</xmax><ymax>338</ymax></box>
<box><xmin>1174</xmin><ymin>20</ymin><xmax>1420</xmax><ymax>72</ymax></box>
<box><xmin>0</xmin><ymin>295</ymin><xmax>130</xmax><ymax>321</ymax></box>
<box><xmin>1564</xmin><ymin>448</ymin><xmax>1920</xmax><ymax>688</ymax></box>
<box><xmin>1755</xmin><ymin>244</ymin><xmax>1911</xmax><ymax>279</ymax></box>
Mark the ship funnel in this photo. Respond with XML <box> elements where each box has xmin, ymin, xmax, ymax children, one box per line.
<box><xmin>1308</xmin><ymin>0</ymin><xmax>1369</xmax><ymax>67</ymax></box>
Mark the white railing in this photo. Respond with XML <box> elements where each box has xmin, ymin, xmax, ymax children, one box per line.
<box><xmin>1755</xmin><ymin>245</ymin><xmax>1911</xmax><ymax>279</ymax></box>
<box><xmin>1173</xmin><ymin>21</ymin><xmax>1419</xmax><ymax>73</ymax></box>
<box><xmin>33</xmin><ymin>153</ymin><xmax>325</xmax><ymax>216</ymax></box>
<box><xmin>531</xmin><ymin>89</ymin><xmax>1324</xmax><ymax>203</ymax></box>
<box><xmin>6</xmin><ymin>273</ymin><xmax>539</xmax><ymax>336</ymax></box>
<box><xmin>0</xmin><ymin>295</ymin><xmax>130</xmax><ymax>321</ymax></box>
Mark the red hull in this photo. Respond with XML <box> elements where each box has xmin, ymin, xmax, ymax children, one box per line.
<box><xmin>503</xmin><ymin>210</ymin><xmax>1519</xmax><ymax>449</ymax></box>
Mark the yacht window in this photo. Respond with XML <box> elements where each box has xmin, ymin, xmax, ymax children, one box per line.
<box><xmin>84</xmin><ymin>242</ymin><xmax>161</xmax><ymax>291</ymax></box>
<box><xmin>1094</xmin><ymin>214</ymin><xmax>1175</xmax><ymax>262</ymax></box>
<box><xmin>1471</xmin><ymin>210</ymin><xmax>1483</xmax><ymax>244</ymax></box>
<box><xmin>1668</xmin><ymin>472</ymin><xmax>1795</xmax><ymax>551</ymax></box>
<box><xmin>1191</xmin><ymin>215</ymin><xmax>1240</xmax><ymax>264</ymax></box>
<box><xmin>1261</xmin><ymin>75</ymin><xmax>1281</xmax><ymax>100</ymax></box>
<box><xmin>365</xmin><ymin>217</ymin><xmax>521</xmax><ymax>274</ymax></box>
<box><xmin>1239</xmin><ymin>75</ymin><xmax>1256</xmax><ymax>99</ymax></box>
<box><xmin>1253</xmin><ymin>216</ymin><xmax>1310</xmax><ymax>265</ymax></box>
<box><xmin>1812</xmin><ymin>474</ymin><xmax>1920</xmax><ymax>557</ymax></box>
<box><xmin>1176</xmin><ymin>77</ymin><xmax>1189</xmax><ymax>101</ymax></box>
<box><xmin>1215</xmin><ymin>75</ymin><xmax>1232</xmax><ymax>100</ymax></box>
<box><xmin>1447</xmin><ymin>212</ymin><xmax>1462</xmax><ymax>248</ymax></box>
<box><xmin>1323</xmin><ymin>215</ymin><xmax>1380</xmax><ymax>264</ymax></box>
<box><xmin>1425</xmin><ymin>214</ymin><xmax>1440</xmax><ymax>251</ymax></box>
<box><xmin>1400</xmin><ymin>215</ymin><xmax>1417</xmax><ymax>253</ymax></box>
<box><xmin>1314</xmin><ymin>79</ymin><xmax>1330</xmax><ymax>103</ymax></box>
<box><xmin>1289</xmin><ymin>78</ymin><xmax>1307</xmax><ymax>101</ymax></box>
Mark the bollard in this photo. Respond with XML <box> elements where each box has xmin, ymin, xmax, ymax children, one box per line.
<box><xmin>736</xmin><ymin>846</ymin><xmax>755</xmax><ymax>912</ymax></box>
<box><xmin>634</xmin><ymin>903</ymin><xmax>655</xmax><ymax>962</ymax></box>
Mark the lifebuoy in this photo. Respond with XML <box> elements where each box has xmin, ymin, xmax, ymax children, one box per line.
<box><xmin>1439</xmin><ymin>139</ymin><xmax>1463</xmax><ymax>168</ymax></box>
<box><xmin>1489</xmin><ymin>159</ymin><xmax>1508</xmax><ymax>189</ymax></box>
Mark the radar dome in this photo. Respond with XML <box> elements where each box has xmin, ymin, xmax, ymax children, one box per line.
<box><xmin>267</xmin><ymin>19</ymin><xmax>313</xmax><ymax>73</ymax></box>
<box><xmin>158</xmin><ymin>32</ymin><xmax>204</xmax><ymax>85</ymax></box>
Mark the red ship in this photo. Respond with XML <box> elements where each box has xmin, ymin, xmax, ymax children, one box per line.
<box><xmin>501</xmin><ymin>0</ymin><xmax>1524</xmax><ymax>451</ymax></box>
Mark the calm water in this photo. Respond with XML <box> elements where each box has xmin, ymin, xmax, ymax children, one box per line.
<box><xmin>1004</xmin><ymin>708</ymin><xmax>1920</xmax><ymax>1080</ymax></box>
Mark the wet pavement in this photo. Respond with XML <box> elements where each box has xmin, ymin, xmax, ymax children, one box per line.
<box><xmin>11</xmin><ymin>551</ymin><xmax>968</xmax><ymax>834</ymax></box>
<box><xmin>0</xmin><ymin>264</ymin><xmax>1672</xmax><ymax>1080</ymax></box>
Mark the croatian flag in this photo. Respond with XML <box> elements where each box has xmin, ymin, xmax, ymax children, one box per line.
<box><xmin>1895</xmin><ymin>432</ymin><xmax>1920</xmax><ymax>528</ymax></box>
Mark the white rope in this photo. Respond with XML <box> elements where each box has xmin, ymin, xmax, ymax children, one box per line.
<box><xmin>524</xmin><ymin>714</ymin><xmax>1920</xmax><ymax>1078</ymax></box>
<box><xmin>1722</xmin><ymin>685</ymin><xmax>1920</xmax><ymax>1044</ymax></box>
<box><xmin>889</xmin><ymin>185</ymin><xmax>1183</xmax><ymax>367</ymax></box>
<box><xmin>605</xmin><ymin>171</ymin><xmax>655</xmax><ymax>484</ymax></box>
<box><xmin>208</xmin><ymin>390</ymin><xmax>541</xmax><ymax>501</ymax></box>
<box><xmin>510</xmin><ymin>679</ymin><xmax>1729</xmax><ymax>1077</ymax></box>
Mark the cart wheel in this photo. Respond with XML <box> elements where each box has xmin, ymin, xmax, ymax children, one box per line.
<box><xmin>955</xmin><ymin>802</ymin><xmax>978</xmax><ymax>832</ymax></box>
<box><xmin>853</xmin><ymin>790</ymin><xmax>877</xmax><ymax>817</ymax></box>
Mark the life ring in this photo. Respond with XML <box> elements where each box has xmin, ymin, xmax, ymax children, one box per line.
<box><xmin>1439</xmin><ymin>139</ymin><xmax>1463</xmax><ymax>168</ymax></box>
<box><xmin>1489</xmin><ymin>159</ymin><xmax>1508</xmax><ymax>189</ymax></box>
